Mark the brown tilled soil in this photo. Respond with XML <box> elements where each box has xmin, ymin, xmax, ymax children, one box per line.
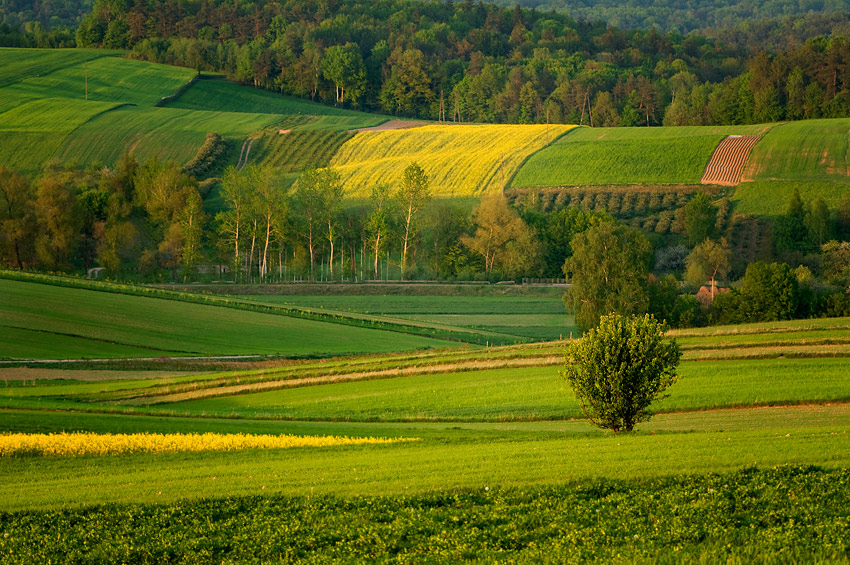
<box><xmin>701</xmin><ymin>135</ymin><xmax>762</xmax><ymax>186</ymax></box>
<box><xmin>353</xmin><ymin>120</ymin><xmax>430</xmax><ymax>132</ymax></box>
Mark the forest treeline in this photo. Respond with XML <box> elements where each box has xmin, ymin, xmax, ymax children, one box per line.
<box><xmin>3</xmin><ymin>160</ymin><xmax>850</xmax><ymax>329</ymax></box>
<box><xmin>498</xmin><ymin>0</ymin><xmax>850</xmax><ymax>35</ymax></box>
<box><xmin>4</xmin><ymin>0</ymin><xmax>850</xmax><ymax>124</ymax></box>
<box><xmin>6</xmin><ymin>0</ymin><xmax>849</xmax><ymax>125</ymax></box>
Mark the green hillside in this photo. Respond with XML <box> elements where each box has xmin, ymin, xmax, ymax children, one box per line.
<box><xmin>164</xmin><ymin>76</ymin><xmax>386</xmax><ymax>130</ymax></box>
<box><xmin>732</xmin><ymin>119</ymin><xmax>850</xmax><ymax>215</ymax></box>
<box><xmin>511</xmin><ymin>124</ymin><xmax>771</xmax><ymax>188</ymax></box>
<box><xmin>0</xmin><ymin>278</ymin><xmax>456</xmax><ymax>359</ymax></box>
<box><xmin>0</xmin><ymin>48</ymin><xmax>386</xmax><ymax>174</ymax></box>
<box><xmin>52</xmin><ymin>105</ymin><xmax>283</xmax><ymax>168</ymax></box>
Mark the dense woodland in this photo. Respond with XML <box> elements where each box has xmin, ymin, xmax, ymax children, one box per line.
<box><xmin>4</xmin><ymin>0</ymin><xmax>850</xmax><ymax>124</ymax></box>
<box><xmin>501</xmin><ymin>0</ymin><xmax>850</xmax><ymax>35</ymax></box>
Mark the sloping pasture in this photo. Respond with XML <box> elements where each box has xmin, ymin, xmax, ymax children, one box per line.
<box><xmin>0</xmin><ymin>277</ymin><xmax>457</xmax><ymax>360</ymax></box>
<box><xmin>512</xmin><ymin>124</ymin><xmax>772</xmax><ymax>188</ymax></box>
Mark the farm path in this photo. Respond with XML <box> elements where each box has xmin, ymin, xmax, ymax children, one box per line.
<box><xmin>352</xmin><ymin>119</ymin><xmax>429</xmax><ymax>132</ymax></box>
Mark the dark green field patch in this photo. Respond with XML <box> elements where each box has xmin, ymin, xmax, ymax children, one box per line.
<box><xmin>0</xmin><ymin>278</ymin><xmax>454</xmax><ymax>360</ymax></box>
<box><xmin>165</xmin><ymin>76</ymin><xmax>387</xmax><ymax>130</ymax></box>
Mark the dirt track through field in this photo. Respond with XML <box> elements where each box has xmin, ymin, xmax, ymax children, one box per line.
<box><xmin>701</xmin><ymin>135</ymin><xmax>762</xmax><ymax>185</ymax></box>
<box><xmin>352</xmin><ymin>120</ymin><xmax>429</xmax><ymax>133</ymax></box>
<box><xmin>236</xmin><ymin>136</ymin><xmax>258</xmax><ymax>169</ymax></box>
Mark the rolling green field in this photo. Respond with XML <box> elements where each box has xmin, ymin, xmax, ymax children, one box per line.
<box><xmin>165</xmin><ymin>76</ymin><xmax>387</xmax><ymax>129</ymax></box>
<box><xmin>0</xmin><ymin>278</ymin><xmax>457</xmax><ymax>359</ymax></box>
<box><xmin>241</xmin><ymin>294</ymin><xmax>577</xmax><ymax>341</ymax></box>
<box><xmin>511</xmin><ymin>125</ymin><xmax>772</xmax><ymax>187</ymax></box>
<box><xmin>729</xmin><ymin>118</ymin><xmax>850</xmax><ymax>214</ymax></box>
<box><xmin>743</xmin><ymin>118</ymin><xmax>850</xmax><ymax>183</ymax></box>
<box><xmin>1</xmin><ymin>53</ymin><xmax>195</xmax><ymax>106</ymax></box>
<box><xmin>1</xmin><ymin>297</ymin><xmax>848</xmax><ymax>560</ymax></box>
<box><xmin>0</xmin><ymin>49</ymin><xmax>387</xmax><ymax>173</ymax></box>
<box><xmin>52</xmin><ymin>105</ymin><xmax>284</xmax><ymax>168</ymax></box>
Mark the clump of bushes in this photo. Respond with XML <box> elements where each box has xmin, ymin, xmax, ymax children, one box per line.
<box><xmin>182</xmin><ymin>133</ymin><xmax>231</xmax><ymax>179</ymax></box>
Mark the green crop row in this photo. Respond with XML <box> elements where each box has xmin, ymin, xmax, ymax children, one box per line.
<box><xmin>511</xmin><ymin>188</ymin><xmax>695</xmax><ymax>217</ymax></box>
<box><xmin>249</xmin><ymin>129</ymin><xmax>354</xmax><ymax>172</ymax></box>
<box><xmin>1</xmin><ymin>465</ymin><xmax>846</xmax><ymax>563</ymax></box>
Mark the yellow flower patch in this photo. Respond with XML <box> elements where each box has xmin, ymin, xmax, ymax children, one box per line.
<box><xmin>0</xmin><ymin>432</ymin><xmax>416</xmax><ymax>457</ymax></box>
<box><xmin>329</xmin><ymin>123</ymin><xmax>576</xmax><ymax>197</ymax></box>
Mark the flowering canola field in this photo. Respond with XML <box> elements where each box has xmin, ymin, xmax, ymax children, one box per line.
<box><xmin>329</xmin><ymin>124</ymin><xmax>576</xmax><ymax>197</ymax></box>
<box><xmin>0</xmin><ymin>432</ymin><xmax>414</xmax><ymax>457</ymax></box>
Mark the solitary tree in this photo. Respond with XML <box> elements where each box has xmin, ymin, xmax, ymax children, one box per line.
<box><xmin>562</xmin><ymin>313</ymin><xmax>681</xmax><ymax>433</ymax></box>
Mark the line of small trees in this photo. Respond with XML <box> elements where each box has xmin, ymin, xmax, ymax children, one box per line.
<box><xmin>0</xmin><ymin>158</ymin><xmax>545</xmax><ymax>283</ymax></box>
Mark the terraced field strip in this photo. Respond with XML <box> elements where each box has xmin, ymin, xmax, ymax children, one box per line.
<box><xmin>248</xmin><ymin>129</ymin><xmax>354</xmax><ymax>172</ymax></box>
<box><xmin>329</xmin><ymin>124</ymin><xmax>575</xmax><ymax>197</ymax></box>
<box><xmin>53</xmin><ymin>318</ymin><xmax>846</xmax><ymax>407</ymax></box>
<box><xmin>701</xmin><ymin>135</ymin><xmax>762</xmax><ymax>185</ymax></box>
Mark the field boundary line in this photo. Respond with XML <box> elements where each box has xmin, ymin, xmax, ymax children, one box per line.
<box><xmin>0</xmin><ymin>324</ymin><xmax>197</xmax><ymax>358</ymax></box>
<box><xmin>116</xmin><ymin>355</ymin><xmax>565</xmax><ymax>405</ymax></box>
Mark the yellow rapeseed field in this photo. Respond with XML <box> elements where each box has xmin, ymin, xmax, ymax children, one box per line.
<box><xmin>329</xmin><ymin>124</ymin><xmax>576</xmax><ymax>197</ymax></box>
<box><xmin>0</xmin><ymin>432</ymin><xmax>415</xmax><ymax>457</ymax></box>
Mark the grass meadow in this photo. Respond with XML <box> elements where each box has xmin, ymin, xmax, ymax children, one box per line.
<box><xmin>0</xmin><ymin>278</ymin><xmax>455</xmax><ymax>359</ymax></box>
<box><xmin>240</xmin><ymin>293</ymin><xmax>577</xmax><ymax>341</ymax></box>
<box><xmin>1</xmin><ymin>281</ymin><xmax>848</xmax><ymax>560</ymax></box>
<box><xmin>512</xmin><ymin>124</ymin><xmax>772</xmax><ymax>188</ymax></box>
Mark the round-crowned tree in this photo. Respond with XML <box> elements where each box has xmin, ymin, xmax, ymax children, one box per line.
<box><xmin>562</xmin><ymin>313</ymin><xmax>681</xmax><ymax>432</ymax></box>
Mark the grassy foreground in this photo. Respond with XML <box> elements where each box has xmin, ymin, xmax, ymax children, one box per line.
<box><xmin>2</xmin><ymin>312</ymin><xmax>849</xmax><ymax>560</ymax></box>
<box><xmin>1</xmin><ymin>465</ymin><xmax>847</xmax><ymax>563</ymax></box>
